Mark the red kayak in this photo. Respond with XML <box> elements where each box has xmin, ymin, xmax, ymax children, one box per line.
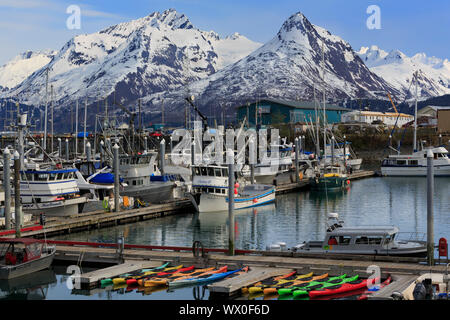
<box><xmin>309</xmin><ymin>278</ymin><xmax>379</xmax><ymax>298</ymax></box>
<box><xmin>357</xmin><ymin>276</ymin><xmax>392</xmax><ymax>300</ymax></box>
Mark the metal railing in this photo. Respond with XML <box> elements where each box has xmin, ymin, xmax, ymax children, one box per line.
<box><xmin>396</xmin><ymin>232</ymin><xmax>426</xmax><ymax>243</ymax></box>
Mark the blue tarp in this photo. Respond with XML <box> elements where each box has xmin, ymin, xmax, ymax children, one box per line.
<box><xmin>77</xmin><ymin>132</ymin><xmax>89</xmax><ymax>138</ymax></box>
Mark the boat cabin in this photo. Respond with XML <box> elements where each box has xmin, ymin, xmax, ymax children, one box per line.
<box><xmin>192</xmin><ymin>165</ymin><xmax>236</xmax><ymax>195</ymax></box>
<box><xmin>0</xmin><ymin>238</ymin><xmax>44</xmax><ymax>266</ymax></box>
<box><xmin>323</xmin><ymin>226</ymin><xmax>399</xmax><ymax>249</ymax></box>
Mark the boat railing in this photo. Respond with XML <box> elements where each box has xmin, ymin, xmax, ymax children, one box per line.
<box><xmin>396</xmin><ymin>232</ymin><xmax>426</xmax><ymax>243</ymax></box>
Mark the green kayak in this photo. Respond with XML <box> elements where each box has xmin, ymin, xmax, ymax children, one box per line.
<box><xmin>292</xmin><ymin>275</ymin><xmax>359</xmax><ymax>298</ymax></box>
<box><xmin>277</xmin><ymin>274</ymin><xmax>347</xmax><ymax>296</ymax></box>
<box><xmin>100</xmin><ymin>262</ymin><xmax>170</xmax><ymax>287</ymax></box>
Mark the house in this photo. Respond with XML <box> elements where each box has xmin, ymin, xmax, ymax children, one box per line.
<box><xmin>341</xmin><ymin>110</ymin><xmax>413</xmax><ymax>127</ymax></box>
<box><xmin>236</xmin><ymin>98</ymin><xmax>349</xmax><ymax>126</ymax></box>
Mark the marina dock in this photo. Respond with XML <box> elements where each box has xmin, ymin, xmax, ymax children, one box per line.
<box><xmin>48</xmin><ymin>240</ymin><xmax>448</xmax><ymax>299</ymax></box>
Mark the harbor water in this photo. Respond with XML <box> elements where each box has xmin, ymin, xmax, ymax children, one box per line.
<box><xmin>1</xmin><ymin>176</ymin><xmax>449</xmax><ymax>300</ymax></box>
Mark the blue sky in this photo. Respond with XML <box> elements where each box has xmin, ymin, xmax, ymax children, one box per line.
<box><xmin>0</xmin><ymin>0</ymin><xmax>448</xmax><ymax>65</ymax></box>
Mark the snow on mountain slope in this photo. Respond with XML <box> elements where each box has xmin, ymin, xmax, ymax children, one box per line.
<box><xmin>358</xmin><ymin>46</ymin><xmax>450</xmax><ymax>99</ymax></box>
<box><xmin>0</xmin><ymin>50</ymin><xmax>57</xmax><ymax>89</ymax></box>
<box><xmin>4</xmin><ymin>9</ymin><xmax>261</xmax><ymax>108</ymax></box>
<box><xmin>142</xmin><ymin>12</ymin><xmax>397</xmax><ymax>113</ymax></box>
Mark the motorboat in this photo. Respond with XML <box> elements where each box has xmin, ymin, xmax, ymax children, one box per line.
<box><xmin>0</xmin><ymin>238</ymin><xmax>55</xmax><ymax>279</ymax></box>
<box><xmin>292</xmin><ymin>213</ymin><xmax>427</xmax><ymax>256</ymax></box>
<box><xmin>191</xmin><ymin>165</ymin><xmax>275</xmax><ymax>212</ymax></box>
<box><xmin>309</xmin><ymin>164</ymin><xmax>350</xmax><ymax>192</ymax></box>
<box><xmin>380</xmin><ymin>147</ymin><xmax>450</xmax><ymax>176</ymax></box>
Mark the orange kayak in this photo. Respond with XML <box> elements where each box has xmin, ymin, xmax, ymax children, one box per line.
<box><xmin>242</xmin><ymin>270</ymin><xmax>297</xmax><ymax>294</ymax></box>
<box><xmin>263</xmin><ymin>273</ymin><xmax>329</xmax><ymax>295</ymax></box>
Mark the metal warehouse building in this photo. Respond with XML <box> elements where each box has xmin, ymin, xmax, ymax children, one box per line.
<box><xmin>236</xmin><ymin>98</ymin><xmax>350</xmax><ymax>126</ymax></box>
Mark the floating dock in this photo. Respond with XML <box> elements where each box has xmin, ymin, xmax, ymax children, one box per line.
<box><xmin>49</xmin><ymin>240</ymin><xmax>448</xmax><ymax>299</ymax></box>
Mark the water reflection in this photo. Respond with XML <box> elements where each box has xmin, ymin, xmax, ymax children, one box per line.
<box><xmin>0</xmin><ymin>269</ymin><xmax>57</xmax><ymax>300</ymax></box>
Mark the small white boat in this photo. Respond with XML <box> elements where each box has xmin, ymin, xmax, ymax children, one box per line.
<box><xmin>192</xmin><ymin>165</ymin><xmax>275</xmax><ymax>213</ymax></box>
<box><xmin>381</xmin><ymin>147</ymin><xmax>450</xmax><ymax>176</ymax></box>
<box><xmin>292</xmin><ymin>213</ymin><xmax>427</xmax><ymax>256</ymax></box>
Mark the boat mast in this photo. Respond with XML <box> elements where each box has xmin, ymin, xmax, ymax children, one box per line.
<box><xmin>43</xmin><ymin>68</ymin><xmax>49</xmax><ymax>152</ymax></box>
<box><xmin>75</xmin><ymin>99</ymin><xmax>78</xmax><ymax>157</ymax></box>
<box><xmin>50</xmin><ymin>84</ymin><xmax>54</xmax><ymax>155</ymax></box>
<box><xmin>84</xmin><ymin>97</ymin><xmax>87</xmax><ymax>156</ymax></box>
<box><xmin>413</xmin><ymin>71</ymin><xmax>418</xmax><ymax>152</ymax></box>
<box><xmin>314</xmin><ymin>84</ymin><xmax>320</xmax><ymax>158</ymax></box>
<box><xmin>322</xmin><ymin>41</ymin><xmax>327</xmax><ymax>164</ymax></box>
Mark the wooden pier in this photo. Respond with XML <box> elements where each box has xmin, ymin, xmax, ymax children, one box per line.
<box><xmin>2</xmin><ymin>198</ymin><xmax>195</xmax><ymax>239</ymax></box>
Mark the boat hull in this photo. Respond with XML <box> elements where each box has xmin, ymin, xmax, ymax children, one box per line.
<box><xmin>198</xmin><ymin>187</ymin><xmax>275</xmax><ymax>213</ymax></box>
<box><xmin>0</xmin><ymin>248</ymin><xmax>55</xmax><ymax>280</ymax></box>
<box><xmin>309</xmin><ymin>176</ymin><xmax>348</xmax><ymax>192</ymax></box>
<box><xmin>120</xmin><ymin>182</ymin><xmax>175</xmax><ymax>204</ymax></box>
<box><xmin>22</xmin><ymin>196</ymin><xmax>88</xmax><ymax>217</ymax></box>
<box><xmin>380</xmin><ymin>164</ymin><xmax>450</xmax><ymax>176</ymax></box>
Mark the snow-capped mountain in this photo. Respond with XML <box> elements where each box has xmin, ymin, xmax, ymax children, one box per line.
<box><xmin>0</xmin><ymin>50</ymin><xmax>57</xmax><ymax>90</ymax></box>
<box><xmin>4</xmin><ymin>9</ymin><xmax>261</xmax><ymax>108</ymax></box>
<box><xmin>358</xmin><ymin>45</ymin><xmax>450</xmax><ymax>99</ymax></box>
<box><xmin>142</xmin><ymin>12</ymin><xmax>398</xmax><ymax>114</ymax></box>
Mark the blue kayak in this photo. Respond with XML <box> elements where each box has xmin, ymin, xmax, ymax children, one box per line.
<box><xmin>168</xmin><ymin>267</ymin><xmax>247</xmax><ymax>288</ymax></box>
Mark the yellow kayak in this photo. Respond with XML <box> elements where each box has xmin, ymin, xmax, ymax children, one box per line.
<box><xmin>112</xmin><ymin>264</ymin><xmax>183</xmax><ymax>286</ymax></box>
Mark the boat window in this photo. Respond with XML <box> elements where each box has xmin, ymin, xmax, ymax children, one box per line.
<box><xmin>194</xmin><ymin>167</ymin><xmax>201</xmax><ymax>175</ymax></box>
<box><xmin>200</xmin><ymin>167</ymin><xmax>207</xmax><ymax>176</ymax></box>
<box><xmin>26</xmin><ymin>173</ymin><xmax>33</xmax><ymax>181</ymax></box>
<box><xmin>355</xmin><ymin>236</ymin><xmax>369</xmax><ymax>244</ymax></box>
<box><xmin>214</xmin><ymin>168</ymin><xmax>222</xmax><ymax>177</ymax></box>
<box><xmin>132</xmin><ymin>180</ymin><xmax>136</xmax><ymax>186</ymax></box>
<box><xmin>396</xmin><ymin>160</ymin><xmax>406</xmax><ymax>165</ymax></box>
<box><xmin>207</xmin><ymin>168</ymin><xmax>214</xmax><ymax>176</ymax></box>
<box><xmin>35</xmin><ymin>173</ymin><xmax>49</xmax><ymax>181</ymax></box>
<box><xmin>222</xmin><ymin>168</ymin><xmax>228</xmax><ymax>177</ymax></box>
<box><xmin>409</xmin><ymin>160</ymin><xmax>418</xmax><ymax>165</ymax></box>
<box><xmin>50</xmin><ymin>173</ymin><xmax>57</xmax><ymax>180</ymax></box>
<box><xmin>221</xmin><ymin>189</ymin><xmax>225</xmax><ymax>194</ymax></box>
<box><xmin>337</xmin><ymin>236</ymin><xmax>352</xmax><ymax>245</ymax></box>
<box><xmin>57</xmin><ymin>173</ymin><xmax>63</xmax><ymax>180</ymax></box>
<box><xmin>202</xmin><ymin>187</ymin><xmax>207</xmax><ymax>193</ymax></box>
<box><xmin>207</xmin><ymin>188</ymin><xmax>214</xmax><ymax>193</ymax></box>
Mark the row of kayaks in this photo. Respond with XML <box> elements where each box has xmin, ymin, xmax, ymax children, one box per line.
<box><xmin>242</xmin><ymin>270</ymin><xmax>392</xmax><ymax>300</ymax></box>
<box><xmin>100</xmin><ymin>262</ymin><xmax>249</xmax><ymax>290</ymax></box>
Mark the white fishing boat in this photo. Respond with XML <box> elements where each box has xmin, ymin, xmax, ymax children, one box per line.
<box><xmin>323</xmin><ymin>142</ymin><xmax>363</xmax><ymax>171</ymax></box>
<box><xmin>380</xmin><ymin>147</ymin><xmax>450</xmax><ymax>176</ymax></box>
<box><xmin>242</xmin><ymin>144</ymin><xmax>293</xmax><ymax>184</ymax></box>
<box><xmin>17</xmin><ymin>164</ymin><xmax>88</xmax><ymax>217</ymax></box>
<box><xmin>192</xmin><ymin>165</ymin><xmax>275</xmax><ymax>213</ymax></box>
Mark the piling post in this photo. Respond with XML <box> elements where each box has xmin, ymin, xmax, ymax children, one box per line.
<box><xmin>427</xmin><ymin>150</ymin><xmax>435</xmax><ymax>266</ymax></box>
<box><xmin>65</xmin><ymin>139</ymin><xmax>69</xmax><ymax>160</ymax></box>
<box><xmin>331</xmin><ymin>136</ymin><xmax>335</xmax><ymax>166</ymax></box>
<box><xmin>159</xmin><ymin>139</ymin><xmax>165</xmax><ymax>176</ymax></box>
<box><xmin>438</xmin><ymin>134</ymin><xmax>442</xmax><ymax>146</ymax></box>
<box><xmin>86</xmin><ymin>142</ymin><xmax>92</xmax><ymax>162</ymax></box>
<box><xmin>99</xmin><ymin>140</ymin><xmax>104</xmax><ymax>164</ymax></box>
<box><xmin>343</xmin><ymin>135</ymin><xmax>347</xmax><ymax>170</ymax></box>
<box><xmin>227</xmin><ymin>149</ymin><xmax>235</xmax><ymax>256</ymax></box>
<box><xmin>294</xmin><ymin>137</ymin><xmax>300</xmax><ymax>183</ymax></box>
<box><xmin>13</xmin><ymin>151</ymin><xmax>22</xmax><ymax>237</ymax></box>
<box><xmin>191</xmin><ymin>141</ymin><xmax>195</xmax><ymax>178</ymax></box>
<box><xmin>3</xmin><ymin>147</ymin><xmax>11</xmax><ymax>230</ymax></box>
<box><xmin>250</xmin><ymin>164</ymin><xmax>255</xmax><ymax>184</ymax></box>
<box><xmin>113</xmin><ymin>144</ymin><xmax>120</xmax><ymax>213</ymax></box>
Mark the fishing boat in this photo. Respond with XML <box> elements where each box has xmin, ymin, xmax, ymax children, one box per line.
<box><xmin>191</xmin><ymin>165</ymin><xmax>275</xmax><ymax>213</ymax></box>
<box><xmin>17</xmin><ymin>163</ymin><xmax>89</xmax><ymax>217</ymax></box>
<box><xmin>242</xmin><ymin>143</ymin><xmax>294</xmax><ymax>184</ymax></box>
<box><xmin>292</xmin><ymin>213</ymin><xmax>427</xmax><ymax>256</ymax></box>
<box><xmin>309</xmin><ymin>164</ymin><xmax>350</xmax><ymax>192</ymax></box>
<box><xmin>380</xmin><ymin>147</ymin><xmax>450</xmax><ymax>176</ymax></box>
<box><xmin>0</xmin><ymin>238</ymin><xmax>55</xmax><ymax>279</ymax></box>
<box><xmin>118</xmin><ymin>153</ymin><xmax>176</xmax><ymax>204</ymax></box>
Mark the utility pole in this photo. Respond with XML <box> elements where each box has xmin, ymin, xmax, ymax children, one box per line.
<box><xmin>426</xmin><ymin>150</ymin><xmax>434</xmax><ymax>266</ymax></box>
<box><xmin>51</xmin><ymin>84</ymin><xmax>54</xmax><ymax>154</ymax></box>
